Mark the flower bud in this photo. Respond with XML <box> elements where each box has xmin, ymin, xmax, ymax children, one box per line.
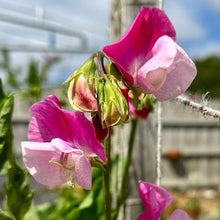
<box><xmin>91</xmin><ymin>113</ymin><xmax>108</xmax><ymax>142</ymax></box>
<box><xmin>98</xmin><ymin>80</ymin><xmax>129</xmax><ymax>128</ymax></box>
<box><xmin>129</xmin><ymin>93</ymin><xmax>154</xmax><ymax>120</ymax></box>
<box><xmin>106</xmin><ymin>60</ymin><xmax>126</xmax><ymax>90</ymax></box>
<box><xmin>67</xmin><ymin>59</ymin><xmax>98</xmax><ymax>112</ymax></box>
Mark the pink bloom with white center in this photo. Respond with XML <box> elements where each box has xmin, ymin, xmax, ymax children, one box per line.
<box><xmin>138</xmin><ymin>180</ymin><xmax>191</xmax><ymax>220</ymax></box>
<box><xmin>103</xmin><ymin>7</ymin><xmax>197</xmax><ymax>101</ymax></box>
<box><xmin>21</xmin><ymin>95</ymin><xmax>107</xmax><ymax>190</ymax></box>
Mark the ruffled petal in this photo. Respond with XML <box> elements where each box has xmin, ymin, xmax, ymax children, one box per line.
<box><xmin>154</xmin><ymin>43</ymin><xmax>197</xmax><ymax>100</ymax></box>
<box><xmin>136</xmin><ymin>36</ymin><xmax>176</xmax><ymax>93</ymax></box>
<box><xmin>21</xmin><ymin>141</ymin><xmax>64</xmax><ymax>186</ymax></box>
<box><xmin>103</xmin><ymin>7</ymin><xmax>176</xmax><ymax>84</ymax></box>
<box><xmin>51</xmin><ymin>138</ymin><xmax>80</xmax><ymax>153</ymax></box>
<box><xmin>139</xmin><ymin>181</ymin><xmax>172</xmax><ymax>220</ymax></box>
<box><xmin>62</xmin><ymin>111</ymin><xmax>107</xmax><ymax>162</ymax></box>
<box><xmin>28</xmin><ymin>95</ymin><xmax>70</xmax><ymax>142</ymax></box>
<box><xmin>167</xmin><ymin>209</ymin><xmax>191</xmax><ymax>220</ymax></box>
<box><xmin>74</xmin><ymin>155</ymin><xmax>92</xmax><ymax>190</ymax></box>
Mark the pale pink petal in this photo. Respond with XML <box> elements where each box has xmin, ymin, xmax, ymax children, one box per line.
<box><xmin>103</xmin><ymin>7</ymin><xmax>176</xmax><ymax>84</ymax></box>
<box><xmin>154</xmin><ymin>43</ymin><xmax>197</xmax><ymax>100</ymax></box>
<box><xmin>59</xmin><ymin>151</ymin><xmax>81</xmax><ymax>183</ymax></box>
<box><xmin>167</xmin><ymin>209</ymin><xmax>191</xmax><ymax>220</ymax></box>
<box><xmin>21</xmin><ymin>141</ymin><xmax>64</xmax><ymax>186</ymax></box>
<box><xmin>136</xmin><ymin>36</ymin><xmax>176</xmax><ymax>93</ymax></box>
<box><xmin>74</xmin><ymin>155</ymin><xmax>92</xmax><ymax>190</ymax></box>
<box><xmin>139</xmin><ymin>181</ymin><xmax>172</xmax><ymax>220</ymax></box>
<box><xmin>51</xmin><ymin>138</ymin><xmax>79</xmax><ymax>153</ymax></box>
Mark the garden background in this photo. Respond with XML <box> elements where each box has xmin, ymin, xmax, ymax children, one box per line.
<box><xmin>0</xmin><ymin>0</ymin><xmax>220</xmax><ymax>219</ymax></box>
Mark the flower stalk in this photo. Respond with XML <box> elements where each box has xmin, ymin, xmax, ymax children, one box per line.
<box><xmin>117</xmin><ymin>118</ymin><xmax>138</xmax><ymax>214</ymax></box>
<box><xmin>103</xmin><ymin>127</ymin><xmax>112</xmax><ymax>220</ymax></box>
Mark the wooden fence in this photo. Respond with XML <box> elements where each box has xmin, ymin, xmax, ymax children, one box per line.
<box><xmin>1</xmin><ymin>95</ymin><xmax>219</xmax><ymax>218</ymax></box>
<box><xmin>111</xmin><ymin>98</ymin><xmax>220</xmax><ymax>219</ymax></box>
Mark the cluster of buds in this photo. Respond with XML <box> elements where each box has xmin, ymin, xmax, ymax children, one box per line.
<box><xmin>130</xmin><ymin>93</ymin><xmax>154</xmax><ymax>120</ymax></box>
<box><xmin>67</xmin><ymin>51</ymin><xmax>130</xmax><ymax>130</ymax></box>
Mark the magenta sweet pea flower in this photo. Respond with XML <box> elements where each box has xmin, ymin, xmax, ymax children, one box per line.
<box><xmin>21</xmin><ymin>95</ymin><xmax>107</xmax><ymax>190</ymax></box>
<box><xmin>103</xmin><ymin>7</ymin><xmax>197</xmax><ymax>101</ymax></box>
<box><xmin>138</xmin><ymin>180</ymin><xmax>191</xmax><ymax>220</ymax></box>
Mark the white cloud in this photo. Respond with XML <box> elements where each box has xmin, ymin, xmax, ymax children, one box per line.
<box><xmin>189</xmin><ymin>41</ymin><xmax>220</xmax><ymax>59</ymax></box>
<box><xmin>165</xmin><ymin>1</ymin><xmax>207</xmax><ymax>42</ymax></box>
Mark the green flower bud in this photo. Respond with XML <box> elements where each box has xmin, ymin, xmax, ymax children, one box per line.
<box><xmin>67</xmin><ymin>59</ymin><xmax>98</xmax><ymax>112</ymax></box>
<box><xmin>106</xmin><ymin>60</ymin><xmax>126</xmax><ymax>90</ymax></box>
<box><xmin>136</xmin><ymin>94</ymin><xmax>154</xmax><ymax>111</ymax></box>
<box><xmin>98</xmin><ymin>80</ymin><xmax>129</xmax><ymax>128</ymax></box>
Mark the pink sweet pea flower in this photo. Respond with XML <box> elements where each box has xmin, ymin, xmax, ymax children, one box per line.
<box><xmin>21</xmin><ymin>95</ymin><xmax>107</xmax><ymax>190</ymax></box>
<box><xmin>103</xmin><ymin>7</ymin><xmax>197</xmax><ymax>101</ymax></box>
<box><xmin>167</xmin><ymin>209</ymin><xmax>192</xmax><ymax>220</ymax></box>
<box><xmin>128</xmin><ymin>97</ymin><xmax>151</xmax><ymax>120</ymax></box>
<box><xmin>138</xmin><ymin>181</ymin><xmax>191</xmax><ymax>220</ymax></box>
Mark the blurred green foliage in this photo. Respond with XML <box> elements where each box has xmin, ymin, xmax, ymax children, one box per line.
<box><xmin>23</xmin><ymin>56</ymin><xmax>61</xmax><ymax>104</ymax></box>
<box><xmin>0</xmin><ymin>49</ymin><xmax>21</xmax><ymax>90</ymax></box>
<box><xmin>188</xmin><ymin>56</ymin><xmax>220</xmax><ymax>98</ymax></box>
<box><xmin>0</xmin><ymin>81</ymin><xmax>13</xmax><ymax>170</ymax></box>
<box><xmin>24</xmin><ymin>168</ymin><xmax>116</xmax><ymax>220</ymax></box>
<box><xmin>0</xmin><ymin>79</ymin><xmax>33</xmax><ymax>220</ymax></box>
<box><xmin>0</xmin><ymin>49</ymin><xmax>61</xmax><ymax>104</ymax></box>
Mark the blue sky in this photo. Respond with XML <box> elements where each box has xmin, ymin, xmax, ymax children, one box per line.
<box><xmin>0</xmin><ymin>0</ymin><xmax>219</xmax><ymax>86</ymax></box>
<box><xmin>165</xmin><ymin>0</ymin><xmax>220</xmax><ymax>59</ymax></box>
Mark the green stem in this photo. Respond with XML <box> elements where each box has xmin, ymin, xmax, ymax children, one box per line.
<box><xmin>103</xmin><ymin>127</ymin><xmax>112</xmax><ymax>220</ymax></box>
<box><xmin>90</xmin><ymin>157</ymin><xmax>105</xmax><ymax>171</ymax></box>
<box><xmin>117</xmin><ymin>118</ymin><xmax>138</xmax><ymax>214</ymax></box>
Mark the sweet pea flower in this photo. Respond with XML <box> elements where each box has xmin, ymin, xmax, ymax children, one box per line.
<box><xmin>138</xmin><ymin>180</ymin><xmax>191</xmax><ymax>220</ymax></box>
<box><xmin>129</xmin><ymin>98</ymin><xmax>151</xmax><ymax>119</ymax></box>
<box><xmin>121</xmin><ymin>88</ymin><xmax>152</xmax><ymax>120</ymax></box>
<box><xmin>103</xmin><ymin>7</ymin><xmax>197</xmax><ymax>101</ymax></box>
<box><xmin>21</xmin><ymin>95</ymin><xmax>107</xmax><ymax>190</ymax></box>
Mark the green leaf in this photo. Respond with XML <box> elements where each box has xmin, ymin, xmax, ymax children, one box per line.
<box><xmin>23</xmin><ymin>203</ymin><xmax>39</xmax><ymax>220</ymax></box>
<box><xmin>0</xmin><ymin>209</ymin><xmax>13</xmax><ymax>220</ymax></box>
<box><xmin>5</xmin><ymin>161</ymin><xmax>33</xmax><ymax>220</ymax></box>
<box><xmin>79</xmin><ymin>190</ymin><xmax>93</xmax><ymax>209</ymax></box>
<box><xmin>36</xmin><ymin>202</ymin><xmax>58</xmax><ymax>220</ymax></box>
<box><xmin>0</xmin><ymin>79</ymin><xmax>13</xmax><ymax>170</ymax></box>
